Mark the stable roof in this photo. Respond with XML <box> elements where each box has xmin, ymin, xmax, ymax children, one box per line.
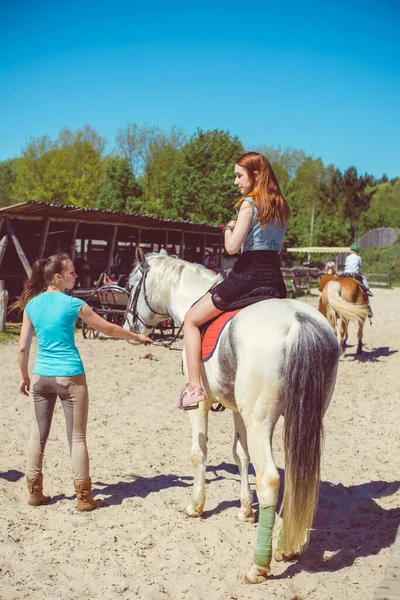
<box><xmin>0</xmin><ymin>201</ymin><xmax>222</xmax><ymax>235</ymax></box>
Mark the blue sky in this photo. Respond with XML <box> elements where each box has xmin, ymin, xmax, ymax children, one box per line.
<box><xmin>1</xmin><ymin>0</ymin><xmax>399</xmax><ymax>179</ymax></box>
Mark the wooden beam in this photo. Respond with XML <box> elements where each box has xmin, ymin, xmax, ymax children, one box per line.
<box><xmin>5</xmin><ymin>218</ymin><xmax>32</xmax><ymax>277</ymax></box>
<box><xmin>217</xmin><ymin>234</ymin><xmax>223</xmax><ymax>269</ymax></box>
<box><xmin>200</xmin><ymin>233</ymin><xmax>206</xmax><ymax>264</ymax></box>
<box><xmin>107</xmin><ymin>225</ymin><xmax>118</xmax><ymax>266</ymax></box>
<box><xmin>0</xmin><ymin>217</ymin><xmax>4</xmax><ymax>237</ymax></box>
<box><xmin>164</xmin><ymin>229</ymin><xmax>169</xmax><ymax>250</ymax></box>
<box><xmin>37</xmin><ymin>218</ymin><xmax>50</xmax><ymax>259</ymax></box>
<box><xmin>0</xmin><ymin>235</ymin><xmax>8</xmax><ymax>269</ymax></box>
<box><xmin>0</xmin><ymin>214</ymin><xmax>221</xmax><ymax>235</ymax></box>
<box><xmin>0</xmin><ymin>280</ymin><xmax>8</xmax><ymax>333</ymax></box>
<box><xmin>180</xmin><ymin>231</ymin><xmax>185</xmax><ymax>258</ymax></box>
<box><xmin>69</xmin><ymin>222</ymin><xmax>79</xmax><ymax>261</ymax></box>
<box><xmin>136</xmin><ymin>228</ymin><xmax>142</xmax><ymax>248</ymax></box>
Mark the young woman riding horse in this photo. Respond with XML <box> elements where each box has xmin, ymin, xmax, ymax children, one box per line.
<box><xmin>181</xmin><ymin>152</ymin><xmax>290</xmax><ymax>409</ymax></box>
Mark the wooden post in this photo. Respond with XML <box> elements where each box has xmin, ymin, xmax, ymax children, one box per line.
<box><xmin>0</xmin><ymin>235</ymin><xmax>8</xmax><ymax>269</ymax></box>
<box><xmin>107</xmin><ymin>225</ymin><xmax>118</xmax><ymax>266</ymax></box>
<box><xmin>0</xmin><ymin>280</ymin><xmax>8</xmax><ymax>332</ymax></box>
<box><xmin>164</xmin><ymin>230</ymin><xmax>169</xmax><ymax>252</ymax></box>
<box><xmin>218</xmin><ymin>234</ymin><xmax>223</xmax><ymax>269</ymax></box>
<box><xmin>0</xmin><ymin>217</ymin><xmax>4</xmax><ymax>237</ymax></box>
<box><xmin>70</xmin><ymin>222</ymin><xmax>79</xmax><ymax>261</ymax></box>
<box><xmin>180</xmin><ymin>230</ymin><xmax>185</xmax><ymax>259</ymax></box>
<box><xmin>5</xmin><ymin>218</ymin><xmax>32</xmax><ymax>277</ymax></box>
<box><xmin>200</xmin><ymin>234</ymin><xmax>206</xmax><ymax>265</ymax></box>
<box><xmin>38</xmin><ymin>218</ymin><xmax>50</xmax><ymax>259</ymax></box>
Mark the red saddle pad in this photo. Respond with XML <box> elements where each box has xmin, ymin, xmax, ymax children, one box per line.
<box><xmin>201</xmin><ymin>309</ymin><xmax>242</xmax><ymax>362</ymax></box>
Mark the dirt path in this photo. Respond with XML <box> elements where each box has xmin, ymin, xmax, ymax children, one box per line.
<box><xmin>0</xmin><ymin>288</ymin><xmax>399</xmax><ymax>599</ymax></box>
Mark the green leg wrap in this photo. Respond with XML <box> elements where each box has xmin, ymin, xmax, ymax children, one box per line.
<box><xmin>254</xmin><ymin>505</ymin><xmax>276</xmax><ymax>569</ymax></box>
<box><xmin>278</xmin><ymin>519</ymin><xmax>287</xmax><ymax>550</ymax></box>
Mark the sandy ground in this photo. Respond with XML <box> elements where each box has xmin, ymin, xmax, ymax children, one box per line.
<box><xmin>0</xmin><ymin>288</ymin><xmax>399</xmax><ymax>600</ymax></box>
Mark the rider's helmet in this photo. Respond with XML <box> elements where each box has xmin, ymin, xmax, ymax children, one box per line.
<box><xmin>350</xmin><ymin>243</ymin><xmax>360</xmax><ymax>252</ymax></box>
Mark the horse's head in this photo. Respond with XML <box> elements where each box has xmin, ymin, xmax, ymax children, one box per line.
<box><xmin>124</xmin><ymin>247</ymin><xmax>171</xmax><ymax>333</ymax></box>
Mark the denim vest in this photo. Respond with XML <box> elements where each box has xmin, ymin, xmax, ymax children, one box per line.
<box><xmin>241</xmin><ymin>198</ymin><xmax>288</xmax><ymax>252</ymax></box>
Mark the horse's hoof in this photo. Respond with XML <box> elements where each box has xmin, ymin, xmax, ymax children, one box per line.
<box><xmin>274</xmin><ymin>548</ymin><xmax>295</xmax><ymax>562</ymax></box>
<box><xmin>244</xmin><ymin>564</ymin><xmax>269</xmax><ymax>584</ymax></box>
<box><xmin>237</xmin><ymin>510</ymin><xmax>255</xmax><ymax>523</ymax></box>
<box><xmin>184</xmin><ymin>504</ymin><xmax>203</xmax><ymax>518</ymax></box>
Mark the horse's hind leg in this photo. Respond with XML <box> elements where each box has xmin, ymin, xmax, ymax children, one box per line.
<box><xmin>232</xmin><ymin>412</ymin><xmax>255</xmax><ymax>523</ymax></box>
<box><xmin>356</xmin><ymin>320</ymin><xmax>365</xmax><ymax>354</ymax></box>
<box><xmin>184</xmin><ymin>404</ymin><xmax>210</xmax><ymax>518</ymax></box>
<box><xmin>338</xmin><ymin>318</ymin><xmax>348</xmax><ymax>353</ymax></box>
<box><xmin>244</xmin><ymin>412</ymin><xmax>281</xmax><ymax>584</ymax></box>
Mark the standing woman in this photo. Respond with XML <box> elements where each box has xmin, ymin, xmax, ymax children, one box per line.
<box><xmin>14</xmin><ymin>253</ymin><xmax>151</xmax><ymax>510</ymax></box>
<box><xmin>180</xmin><ymin>151</ymin><xmax>290</xmax><ymax>409</ymax></box>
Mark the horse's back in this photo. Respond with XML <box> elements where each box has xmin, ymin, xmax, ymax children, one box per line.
<box><xmin>224</xmin><ymin>298</ymin><xmax>333</xmax><ymax>360</ymax></box>
<box><xmin>338</xmin><ymin>277</ymin><xmax>366</xmax><ymax>303</ymax></box>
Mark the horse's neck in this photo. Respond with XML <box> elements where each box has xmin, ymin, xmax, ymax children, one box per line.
<box><xmin>168</xmin><ymin>270</ymin><xmax>214</xmax><ymax>325</ymax></box>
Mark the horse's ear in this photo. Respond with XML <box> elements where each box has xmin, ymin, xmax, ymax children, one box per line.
<box><xmin>159</xmin><ymin>248</ymin><xmax>168</xmax><ymax>256</ymax></box>
<box><xmin>135</xmin><ymin>246</ymin><xmax>146</xmax><ymax>267</ymax></box>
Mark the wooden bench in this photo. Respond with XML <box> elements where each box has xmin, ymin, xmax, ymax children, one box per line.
<box><xmin>282</xmin><ymin>268</ymin><xmax>313</xmax><ymax>296</ymax></box>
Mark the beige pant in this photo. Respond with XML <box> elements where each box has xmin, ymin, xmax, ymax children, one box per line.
<box><xmin>27</xmin><ymin>374</ymin><xmax>90</xmax><ymax>483</ymax></box>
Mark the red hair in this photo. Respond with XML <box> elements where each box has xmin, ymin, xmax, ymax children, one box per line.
<box><xmin>235</xmin><ymin>152</ymin><xmax>290</xmax><ymax>228</ymax></box>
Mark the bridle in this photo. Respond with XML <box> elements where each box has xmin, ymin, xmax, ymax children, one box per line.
<box><xmin>126</xmin><ymin>265</ymin><xmax>168</xmax><ymax>331</ymax></box>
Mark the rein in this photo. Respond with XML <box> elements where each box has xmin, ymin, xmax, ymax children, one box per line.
<box><xmin>126</xmin><ymin>267</ymin><xmax>168</xmax><ymax>331</ymax></box>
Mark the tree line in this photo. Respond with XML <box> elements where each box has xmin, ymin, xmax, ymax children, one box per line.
<box><xmin>0</xmin><ymin>123</ymin><xmax>399</xmax><ymax>249</ymax></box>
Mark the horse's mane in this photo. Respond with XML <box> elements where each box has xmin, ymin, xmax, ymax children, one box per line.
<box><xmin>145</xmin><ymin>253</ymin><xmax>221</xmax><ymax>303</ymax></box>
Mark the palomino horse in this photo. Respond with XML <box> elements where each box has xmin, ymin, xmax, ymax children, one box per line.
<box><xmin>318</xmin><ymin>275</ymin><xmax>369</xmax><ymax>354</ymax></box>
<box><xmin>125</xmin><ymin>249</ymin><xmax>339</xmax><ymax>584</ymax></box>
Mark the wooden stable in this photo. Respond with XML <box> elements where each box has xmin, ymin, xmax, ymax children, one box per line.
<box><xmin>0</xmin><ymin>201</ymin><xmax>224</xmax><ymax>302</ymax></box>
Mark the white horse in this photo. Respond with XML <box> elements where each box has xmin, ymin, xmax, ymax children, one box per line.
<box><xmin>125</xmin><ymin>249</ymin><xmax>340</xmax><ymax>584</ymax></box>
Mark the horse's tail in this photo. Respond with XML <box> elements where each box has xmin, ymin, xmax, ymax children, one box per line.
<box><xmin>280</xmin><ymin>312</ymin><xmax>339</xmax><ymax>555</ymax></box>
<box><xmin>326</xmin><ymin>281</ymin><xmax>368</xmax><ymax>326</ymax></box>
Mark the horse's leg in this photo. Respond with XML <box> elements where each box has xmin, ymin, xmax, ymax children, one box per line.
<box><xmin>338</xmin><ymin>318</ymin><xmax>347</xmax><ymax>353</ymax></box>
<box><xmin>356</xmin><ymin>319</ymin><xmax>364</xmax><ymax>354</ymax></box>
<box><xmin>244</xmin><ymin>411</ymin><xmax>281</xmax><ymax>584</ymax></box>
<box><xmin>232</xmin><ymin>412</ymin><xmax>255</xmax><ymax>523</ymax></box>
<box><xmin>184</xmin><ymin>403</ymin><xmax>210</xmax><ymax>518</ymax></box>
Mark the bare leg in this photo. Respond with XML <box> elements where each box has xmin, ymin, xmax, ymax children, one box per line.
<box><xmin>183</xmin><ymin>293</ymin><xmax>222</xmax><ymax>391</ymax></box>
<box><xmin>232</xmin><ymin>412</ymin><xmax>254</xmax><ymax>523</ymax></box>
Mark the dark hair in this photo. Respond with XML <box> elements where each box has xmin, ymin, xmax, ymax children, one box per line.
<box><xmin>11</xmin><ymin>253</ymin><xmax>71</xmax><ymax>312</ymax></box>
<box><xmin>235</xmin><ymin>151</ymin><xmax>290</xmax><ymax>228</ymax></box>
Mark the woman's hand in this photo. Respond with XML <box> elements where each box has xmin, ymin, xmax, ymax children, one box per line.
<box><xmin>19</xmin><ymin>377</ymin><xmax>31</xmax><ymax>396</ymax></box>
<box><xmin>134</xmin><ymin>333</ymin><xmax>153</xmax><ymax>345</ymax></box>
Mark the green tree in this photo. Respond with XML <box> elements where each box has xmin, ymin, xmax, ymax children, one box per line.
<box><xmin>359</xmin><ymin>179</ymin><xmax>400</xmax><ymax>233</ymax></box>
<box><xmin>165</xmin><ymin>129</ymin><xmax>244</xmax><ymax>224</ymax></box>
<box><xmin>96</xmin><ymin>156</ymin><xmax>143</xmax><ymax>213</ymax></box>
<box><xmin>336</xmin><ymin>167</ymin><xmax>375</xmax><ymax>239</ymax></box>
<box><xmin>12</xmin><ymin>126</ymin><xmax>106</xmax><ymax>207</ymax></box>
<box><xmin>0</xmin><ymin>160</ymin><xmax>16</xmax><ymax>207</ymax></box>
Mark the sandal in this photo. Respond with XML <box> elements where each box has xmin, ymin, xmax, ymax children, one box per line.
<box><xmin>177</xmin><ymin>385</ymin><xmax>206</xmax><ymax>410</ymax></box>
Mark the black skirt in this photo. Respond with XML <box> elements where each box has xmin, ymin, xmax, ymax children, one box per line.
<box><xmin>210</xmin><ymin>251</ymin><xmax>287</xmax><ymax>311</ymax></box>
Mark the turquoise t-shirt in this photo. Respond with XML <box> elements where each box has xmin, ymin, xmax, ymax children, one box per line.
<box><xmin>25</xmin><ymin>292</ymin><xmax>85</xmax><ymax>377</ymax></box>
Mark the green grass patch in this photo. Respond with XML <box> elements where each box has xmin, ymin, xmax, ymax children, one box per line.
<box><xmin>0</xmin><ymin>322</ymin><xmax>21</xmax><ymax>344</ymax></box>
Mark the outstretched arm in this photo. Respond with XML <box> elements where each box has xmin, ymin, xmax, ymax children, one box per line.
<box><xmin>79</xmin><ymin>304</ymin><xmax>152</xmax><ymax>344</ymax></box>
<box><xmin>18</xmin><ymin>311</ymin><xmax>34</xmax><ymax>396</ymax></box>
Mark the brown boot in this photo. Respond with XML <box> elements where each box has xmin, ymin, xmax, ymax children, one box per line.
<box><xmin>27</xmin><ymin>474</ymin><xmax>51</xmax><ymax>507</ymax></box>
<box><xmin>74</xmin><ymin>477</ymin><xmax>103</xmax><ymax>511</ymax></box>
